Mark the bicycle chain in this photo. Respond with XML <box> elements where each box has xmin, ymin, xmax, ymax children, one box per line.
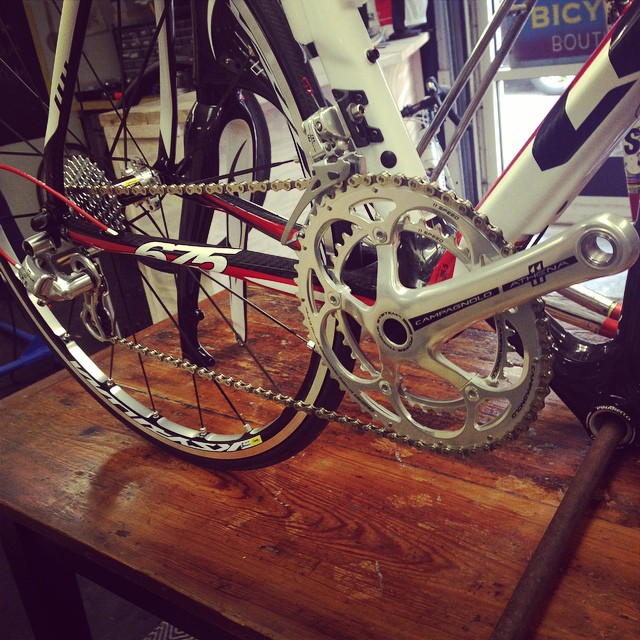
<box><xmin>80</xmin><ymin>176</ymin><xmax>314</xmax><ymax>199</ymax></box>
<box><xmin>81</xmin><ymin>173</ymin><xmax>553</xmax><ymax>454</ymax></box>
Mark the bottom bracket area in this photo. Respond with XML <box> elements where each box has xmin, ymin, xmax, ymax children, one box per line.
<box><xmin>377</xmin><ymin>312</ymin><xmax>413</xmax><ymax>352</ymax></box>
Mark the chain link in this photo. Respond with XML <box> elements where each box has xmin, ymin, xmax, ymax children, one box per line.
<box><xmin>99</xmin><ymin>174</ymin><xmax>423</xmax><ymax>447</ymax></box>
<box><xmin>107</xmin><ymin>335</ymin><xmax>414</xmax><ymax>444</ymax></box>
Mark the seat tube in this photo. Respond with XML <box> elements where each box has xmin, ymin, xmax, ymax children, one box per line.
<box><xmin>286</xmin><ymin>0</ymin><xmax>424</xmax><ymax>176</ymax></box>
<box><xmin>43</xmin><ymin>1</ymin><xmax>92</xmax><ymax>201</ymax></box>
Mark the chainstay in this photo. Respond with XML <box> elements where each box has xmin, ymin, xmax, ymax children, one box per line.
<box><xmin>80</xmin><ymin>173</ymin><xmax>554</xmax><ymax>454</ymax></box>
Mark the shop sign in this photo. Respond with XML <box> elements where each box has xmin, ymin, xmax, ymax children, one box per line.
<box><xmin>510</xmin><ymin>0</ymin><xmax>608</xmax><ymax>67</ymax></box>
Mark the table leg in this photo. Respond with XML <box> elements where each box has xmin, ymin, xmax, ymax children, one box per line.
<box><xmin>0</xmin><ymin>518</ymin><xmax>92</xmax><ymax>640</ymax></box>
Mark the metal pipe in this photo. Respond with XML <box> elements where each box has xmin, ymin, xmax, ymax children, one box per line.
<box><xmin>430</xmin><ymin>0</ymin><xmax>537</xmax><ymax>181</ymax></box>
<box><xmin>544</xmin><ymin>296</ymin><xmax>618</xmax><ymax>337</ymax></box>
<box><xmin>559</xmin><ymin>283</ymin><xmax>622</xmax><ymax>320</ymax></box>
<box><xmin>491</xmin><ymin>418</ymin><xmax>628</xmax><ymax>640</ymax></box>
<box><xmin>417</xmin><ymin>0</ymin><xmax>518</xmax><ymax>156</ymax></box>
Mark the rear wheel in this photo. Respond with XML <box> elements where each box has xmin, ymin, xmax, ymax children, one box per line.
<box><xmin>0</xmin><ymin>0</ymin><xmax>347</xmax><ymax>469</ymax></box>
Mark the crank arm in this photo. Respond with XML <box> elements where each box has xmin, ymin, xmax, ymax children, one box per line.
<box><xmin>404</xmin><ymin>213</ymin><xmax>639</xmax><ymax>345</ymax></box>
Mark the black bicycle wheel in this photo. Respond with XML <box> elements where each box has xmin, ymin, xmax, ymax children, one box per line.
<box><xmin>0</xmin><ymin>0</ymin><xmax>348</xmax><ymax>469</ymax></box>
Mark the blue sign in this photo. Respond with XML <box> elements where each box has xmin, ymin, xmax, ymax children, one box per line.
<box><xmin>510</xmin><ymin>0</ymin><xmax>608</xmax><ymax>67</ymax></box>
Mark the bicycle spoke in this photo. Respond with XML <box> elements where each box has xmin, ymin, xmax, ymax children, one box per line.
<box><xmin>0</xmin><ymin>122</ymin><xmax>43</xmax><ymax>157</ymax></box>
<box><xmin>199</xmin><ymin>269</ymin><xmax>309</xmax><ymax>345</ymax></box>
<box><xmin>200</xmin><ymin>158</ymin><xmax>296</xmax><ymax>184</ymax></box>
<box><xmin>0</xmin><ymin>212</ymin><xmax>40</xmax><ymax>222</ymax></box>
<box><xmin>193</xmin><ymin>272</ymin><xmax>285</xmax><ymax>393</ymax></box>
<box><xmin>191</xmin><ymin>375</ymin><xmax>206</xmax><ymax>432</ymax></box>
<box><xmin>0</xmin><ymin>57</ymin><xmax>48</xmax><ymax>113</ymax></box>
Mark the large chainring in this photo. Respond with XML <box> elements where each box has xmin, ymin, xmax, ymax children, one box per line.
<box><xmin>295</xmin><ymin>176</ymin><xmax>553</xmax><ymax>452</ymax></box>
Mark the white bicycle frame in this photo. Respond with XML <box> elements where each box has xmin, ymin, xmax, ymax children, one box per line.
<box><xmin>279</xmin><ymin>0</ymin><xmax>640</xmax><ymax>243</ymax></box>
<box><xmin>41</xmin><ymin>0</ymin><xmax>640</xmax><ymax>302</ymax></box>
<box><xmin>6</xmin><ymin>0</ymin><xmax>639</xmax><ymax>456</ymax></box>
<box><xmin>47</xmin><ymin>0</ymin><xmax>640</xmax><ymax>246</ymax></box>
<box><xmin>281</xmin><ymin>0</ymin><xmax>425</xmax><ymax>177</ymax></box>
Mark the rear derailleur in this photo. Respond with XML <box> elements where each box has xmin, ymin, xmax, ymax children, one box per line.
<box><xmin>17</xmin><ymin>231</ymin><xmax>114</xmax><ymax>342</ymax></box>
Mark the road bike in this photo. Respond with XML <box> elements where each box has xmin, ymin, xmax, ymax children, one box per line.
<box><xmin>0</xmin><ymin>0</ymin><xmax>638</xmax><ymax>469</ymax></box>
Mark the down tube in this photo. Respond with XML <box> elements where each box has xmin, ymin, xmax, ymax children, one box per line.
<box><xmin>478</xmin><ymin>2</ymin><xmax>640</xmax><ymax>244</ymax></box>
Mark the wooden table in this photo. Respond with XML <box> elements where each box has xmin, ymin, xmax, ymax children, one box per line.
<box><xmin>1</xmin><ymin>366</ymin><xmax>638</xmax><ymax>639</ymax></box>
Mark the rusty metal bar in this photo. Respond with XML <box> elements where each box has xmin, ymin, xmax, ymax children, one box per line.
<box><xmin>491</xmin><ymin>418</ymin><xmax>628</xmax><ymax>640</ymax></box>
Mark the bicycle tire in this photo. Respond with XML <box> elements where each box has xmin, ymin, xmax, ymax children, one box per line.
<box><xmin>0</xmin><ymin>0</ymin><xmax>348</xmax><ymax>469</ymax></box>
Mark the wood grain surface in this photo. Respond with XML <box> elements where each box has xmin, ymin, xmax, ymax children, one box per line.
<box><xmin>1</xmin><ymin>358</ymin><xmax>638</xmax><ymax>639</ymax></box>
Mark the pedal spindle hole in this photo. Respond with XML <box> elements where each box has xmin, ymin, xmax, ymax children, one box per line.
<box><xmin>581</xmin><ymin>230</ymin><xmax>617</xmax><ymax>268</ymax></box>
<box><xmin>383</xmin><ymin>317</ymin><xmax>408</xmax><ymax>347</ymax></box>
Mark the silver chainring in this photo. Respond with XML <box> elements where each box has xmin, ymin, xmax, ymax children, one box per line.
<box><xmin>295</xmin><ymin>175</ymin><xmax>553</xmax><ymax>452</ymax></box>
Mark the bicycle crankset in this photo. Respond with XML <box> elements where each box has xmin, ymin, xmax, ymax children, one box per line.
<box><xmin>295</xmin><ymin>176</ymin><xmax>638</xmax><ymax>452</ymax></box>
<box><xmin>43</xmin><ymin>169</ymin><xmax>637</xmax><ymax>453</ymax></box>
